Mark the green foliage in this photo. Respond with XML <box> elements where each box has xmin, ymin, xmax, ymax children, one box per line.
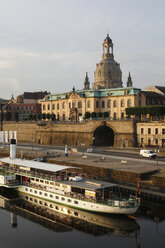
<box><xmin>91</xmin><ymin>112</ymin><xmax>97</xmax><ymax>118</ymax></box>
<box><xmin>51</xmin><ymin>114</ymin><xmax>56</xmax><ymax>121</ymax></box>
<box><xmin>42</xmin><ymin>113</ymin><xmax>46</xmax><ymax>120</ymax></box>
<box><xmin>97</xmin><ymin>112</ymin><xmax>103</xmax><ymax>118</ymax></box>
<box><xmin>84</xmin><ymin>112</ymin><xmax>90</xmax><ymax>119</ymax></box>
<box><xmin>126</xmin><ymin>105</ymin><xmax>165</xmax><ymax>116</ymax></box>
<box><xmin>37</xmin><ymin>113</ymin><xmax>42</xmax><ymax>120</ymax></box>
<box><xmin>46</xmin><ymin>113</ymin><xmax>51</xmax><ymax>120</ymax></box>
<box><xmin>103</xmin><ymin>112</ymin><xmax>109</xmax><ymax>118</ymax></box>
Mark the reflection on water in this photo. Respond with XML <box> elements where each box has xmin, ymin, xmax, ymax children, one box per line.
<box><xmin>0</xmin><ymin>192</ymin><xmax>140</xmax><ymax>237</ymax></box>
<box><xmin>0</xmin><ymin>189</ymin><xmax>165</xmax><ymax>248</ymax></box>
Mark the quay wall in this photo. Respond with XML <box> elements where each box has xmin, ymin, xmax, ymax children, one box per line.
<box><xmin>3</xmin><ymin>120</ymin><xmax>136</xmax><ymax>147</ymax></box>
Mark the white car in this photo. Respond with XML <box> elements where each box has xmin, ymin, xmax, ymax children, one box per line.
<box><xmin>140</xmin><ymin>149</ymin><xmax>157</xmax><ymax>159</ymax></box>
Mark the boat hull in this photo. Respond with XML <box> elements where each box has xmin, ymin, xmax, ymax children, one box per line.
<box><xmin>18</xmin><ymin>186</ymin><xmax>139</xmax><ymax>215</ymax></box>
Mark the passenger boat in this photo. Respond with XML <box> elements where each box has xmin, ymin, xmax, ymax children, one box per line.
<box><xmin>0</xmin><ymin>139</ymin><xmax>140</xmax><ymax>215</ymax></box>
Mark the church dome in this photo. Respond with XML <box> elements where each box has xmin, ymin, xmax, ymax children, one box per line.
<box><xmin>93</xmin><ymin>33</ymin><xmax>123</xmax><ymax>89</ymax></box>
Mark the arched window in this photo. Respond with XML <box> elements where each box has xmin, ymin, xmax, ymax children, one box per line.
<box><xmin>102</xmin><ymin>101</ymin><xmax>105</xmax><ymax>108</ymax></box>
<box><xmin>121</xmin><ymin>100</ymin><xmax>124</xmax><ymax>107</ymax></box>
<box><xmin>113</xmin><ymin>100</ymin><xmax>117</xmax><ymax>107</ymax></box>
<box><xmin>127</xmin><ymin>99</ymin><xmax>131</xmax><ymax>107</ymax></box>
<box><xmin>107</xmin><ymin>100</ymin><xmax>111</xmax><ymax>108</ymax></box>
<box><xmin>87</xmin><ymin>100</ymin><xmax>91</xmax><ymax>108</ymax></box>
<box><xmin>96</xmin><ymin>101</ymin><xmax>99</xmax><ymax>108</ymax></box>
<box><xmin>62</xmin><ymin>102</ymin><xmax>65</xmax><ymax>109</ymax></box>
<box><xmin>78</xmin><ymin>101</ymin><xmax>82</xmax><ymax>108</ymax></box>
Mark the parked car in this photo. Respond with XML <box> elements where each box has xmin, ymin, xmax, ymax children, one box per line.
<box><xmin>140</xmin><ymin>149</ymin><xmax>157</xmax><ymax>159</ymax></box>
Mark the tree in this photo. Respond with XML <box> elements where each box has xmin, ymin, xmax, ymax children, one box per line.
<box><xmin>91</xmin><ymin>112</ymin><xmax>97</xmax><ymax>119</ymax></box>
<box><xmin>42</xmin><ymin>113</ymin><xmax>46</xmax><ymax>120</ymax></box>
<box><xmin>84</xmin><ymin>112</ymin><xmax>90</xmax><ymax>119</ymax></box>
<box><xmin>103</xmin><ymin>112</ymin><xmax>109</xmax><ymax>118</ymax></box>
<box><xmin>46</xmin><ymin>113</ymin><xmax>51</xmax><ymax>120</ymax></box>
<box><xmin>29</xmin><ymin>114</ymin><xmax>33</xmax><ymax>120</ymax></box>
<box><xmin>37</xmin><ymin>113</ymin><xmax>42</xmax><ymax>120</ymax></box>
<box><xmin>51</xmin><ymin>113</ymin><xmax>56</xmax><ymax>121</ymax></box>
<box><xmin>97</xmin><ymin>112</ymin><xmax>103</xmax><ymax>118</ymax></box>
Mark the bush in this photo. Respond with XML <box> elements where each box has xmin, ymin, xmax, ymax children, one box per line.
<box><xmin>103</xmin><ymin>112</ymin><xmax>109</xmax><ymax>118</ymax></box>
<box><xmin>97</xmin><ymin>112</ymin><xmax>103</xmax><ymax>118</ymax></box>
<box><xmin>126</xmin><ymin>105</ymin><xmax>165</xmax><ymax>117</ymax></box>
<box><xmin>91</xmin><ymin>112</ymin><xmax>97</xmax><ymax>118</ymax></box>
<box><xmin>42</xmin><ymin>113</ymin><xmax>46</xmax><ymax>120</ymax></box>
<box><xmin>84</xmin><ymin>112</ymin><xmax>91</xmax><ymax>119</ymax></box>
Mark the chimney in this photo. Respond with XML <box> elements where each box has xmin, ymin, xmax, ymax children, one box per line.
<box><xmin>10</xmin><ymin>139</ymin><xmax>16</xmax><ymax>160</ymax></box>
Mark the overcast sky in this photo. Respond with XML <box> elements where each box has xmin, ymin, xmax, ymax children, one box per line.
<box><xmin>0</xmin><ymin>0</ymin><xmax>165</xmax><ymax>99</ymax></box>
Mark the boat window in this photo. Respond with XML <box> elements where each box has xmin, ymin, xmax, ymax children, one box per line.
<box><xmin>30</xmin><ymin>198</ymin><xmax>33</xmax><ymax>201</ymax></box>
<box><xmin>55</xmin><ymin>196</ymin><xmax>59</xmax><ymax>199</ymax></box>
<box><xmin>67</xmin><ymin>199</ymin><xmax>71</xmax><ymax>203</ymax></box>
<box><xmin>40</xmin><ymin>179</ymin><xmax>44</xmax><ymax>183</ymax></box>
<box><xmin>45</xmin><ymin>181</ymin><xmax>49</xmax><ymax>184</ymax></box>
<box><xmin>68</xmin><ymin>210</ymin><xmax>71</xmax><ymax>214</ymax></box>
<box><xmin>34</xmin><ymin>199</ymin><xmax>37</xmax><ymax>203</ymax></box>
<box><xmin>74</xmin><ymin>212</ymin><xmax>78</xmax><ymax>216</ymax></box>
<box><xmin>61</xmin><ymin>197</ymin><xmax>65</xmax><ymax>201</ymax></box>
<box><xmin>50</xmin><ymin>182</ymin><xmax>54</xmax><ymax>186</ymax></box>
<box><xmin>50</xmin><ymin>194</ymin><xmax>53</xmax><ymax>198</ymax></box>
<box><xmin>50</xmin><ymin>204</ymin><xmax>53</xmax><ymax>208</ymax></box>
<box><xmin>55</xmin><ymin>206</ymin><xmax>59</xmax><ymax>210</ymax></box>
<box><xmin>25</xmin><ymin>196</ymin><xmax>28</xmax><ymax>200</ymax></box>
<box><xmin>74</xmin><ymin>201</ymin><xmax>78</xmax><ymax>204</ymax></box>
<box><xmin>25</xmin><ymin>188</ymin><xmax>28</xmax><ymax>191</ymax></box>
<box><xmin>39</xmin><ymin>192</ymin><xmax>42</xmax><ymax>195</ymax></box>
<box><xmin>44</xmin><ymin>202</ymin><xmax>48</xmax><ymax>206</ymax></box>
<box><xmin>39</xmin><ymin>201</ymin><xmax>43</xmax><ymax>205</ymax></box>
<box><xmin>44</xmin><ymin>193</ymin><xmax>48</xmax><ymax>196</ymax></box>
<box><xmin>56</xmin><ymin>182</ymin><xmax>60</xmax><ymax>186</ymax></box>
<box><xmin>31</xmin><ymin>178</ymin><xmax>34</xmax><ymax>181</ymax></box>
<box><xmin>30</xmin><ymin>189</ymin><xmax>33</xmax><ymax>192</ymax></box>
<box><xmin>36</xmin><ymin>179</ymin><xmax>39</xmax><ymax>182</ymax></box>
<box><xmin>34</xmin><ymin>190</ymin><xmax>37</xmax><ymax>194</ymax></box>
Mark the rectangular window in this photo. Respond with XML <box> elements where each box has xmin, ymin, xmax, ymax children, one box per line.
<box><xmin>74</xmin><ymin>201</ymin><xmax>78</xmax><ymax>204</ymax></box>
<box><xmin>40</xmin><ymin>179</ymin><xmax>44</xmax><ymax>183</ymax></box>
<box><xmin>155</xmin><ymin>128</ymin><xmax>158</xmax><ymax>135</ymax></box>
<box><xmin>141</xmin><ymin>128</ymin><xmax>144</xmax><ymax>134</ymax></box>
<box><xmin>162</xmin><ymin>129</ymin><xmax>165</xmax><ymax>135</ymax></box>
<box><xmin>52</xmin><ymin>104</ymin><xmax>55</xmax><ymax>110</ymax></box>
<box><xmin>141</xmin><ymin>138</ymin><xmax>144</xmax><ymax>144</ymax></box>
<box><xmin>69</xmin><ymin>102</ymin><xmax>71</xmax><ymax>109</ymax></box>
<box><xmin>57</xmin><ymin>103</ymin><xmax>59</xmax><ymax>110</ymax></box>
<box><xmin>148</xmin><ymin>128</ymin><xmax>151</xmax><ymax>134</ymax></box>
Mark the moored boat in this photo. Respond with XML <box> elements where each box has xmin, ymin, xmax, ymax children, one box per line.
<box><xmin>0</xmin><ymin>139</ymin><xmax>140</xmax><ymax>215</ymax></box>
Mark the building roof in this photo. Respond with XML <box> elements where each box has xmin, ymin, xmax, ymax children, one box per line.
<box><xmin>18</xmin><ymin>91</ymin><xmax>49</xmax><ymax>100</ymax></box>
<box><xmin>0</xmin><ymin>157</ymin><xmax>73</xmax><ymax>173</ymax></box>
<box><xmin>42</xmin><ymin>87</ymin><xmax>141</xmax><ymax>101</ymax></box>
<box><xmin>156</xmin><ymin>86</ymin><xmax>165</xmax><ymax>95</ymax></box>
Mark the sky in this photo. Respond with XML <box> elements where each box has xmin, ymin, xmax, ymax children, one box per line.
<box><xmin>0</xmin><ymin>0</ymin><xmax>165</xmax><ymax>99</ymax></box>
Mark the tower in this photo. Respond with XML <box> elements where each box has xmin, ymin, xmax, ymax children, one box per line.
<box><xmin>84</xmin><ymin>72</ymin><xmax>90</xmax><ymax>90</ymax></box>
<box><xmin>93</xmin><ymin>32</ymin><xmax>123</xmax><ymax>89</ymax></box>
<box><xmin>127</xmin><ymin>72</ymin><xmax>133</xmax><ymax>87</ymax></box>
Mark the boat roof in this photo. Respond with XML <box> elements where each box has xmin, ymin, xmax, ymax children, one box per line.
<box><xmin>0</xmin><ymin>157</ymin><xmax>73</xmax><ymax>173</ymax></box>
<box><xmin>62</xmin><ymin>179</ymin><xmax>117</xmax><ymax>191</ymax></box>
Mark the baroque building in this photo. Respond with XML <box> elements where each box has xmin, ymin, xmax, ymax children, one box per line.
<box><xmin>41</xmin><ymin>33</ymin><xmax>165</xmax><ymax>122</ymax></box>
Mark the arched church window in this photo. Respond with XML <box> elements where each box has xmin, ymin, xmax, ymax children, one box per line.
<box><xmin>62</xmin><ymin>102</ymin><xmax>65</xmax><ymax>109</ymax></box>
<box><xmin>87</xmin><ymin>100</ymin><xmax>91</xmax><ymax>108</ymax></box>
<box><xmin>113</xmin><ymin>100</ymin><xmax>117</xmax><ymax>108</ymax></box>
<box><xmin>78</xmin><ymin>101</ymin><xmax>82</xmax><ymax>108</ymax></box>
<box><xmin>102</xmin><ymin>101</ymin><xmax>105</xmax><ymax>108</ymax></box>
<box><xmin>127</xmin><ymin>99</ymin><xmax>131</xmax><ymax>107</ymax></box>
<box><xmin>121</xmin><ymin>100</ymin><xmax>124</xmax><ymax>107</ymax></box>
<box><xmin>96</xmin><ymin>101</ymin><xmax>99</xmax><ymax>108</ymax></box>
<box><xmin>107</xmin><ymin>100</ymin><xmax>111</xmax><ymax>108</ymax></box>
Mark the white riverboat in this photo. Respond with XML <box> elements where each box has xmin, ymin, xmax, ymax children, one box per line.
<box><xmin>0</xmin><ymin>140</ymin><xmax>140</xmax><ymax>215</ymax></box>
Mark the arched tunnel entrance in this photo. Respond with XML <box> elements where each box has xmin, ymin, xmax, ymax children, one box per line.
<box><xmin>93</xmin><ymin>125</ymin><xmax>114</xmax><ymax>146</ymax></box>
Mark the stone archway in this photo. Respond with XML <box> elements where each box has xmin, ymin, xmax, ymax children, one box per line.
<box><xmin>93</xmin><ymin>125</ymin><xmax>114</xmax><ymax>146</ymax></box>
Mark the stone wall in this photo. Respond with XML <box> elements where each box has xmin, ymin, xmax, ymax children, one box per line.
<box><xmin>3</xmin><ymin>119</ymin><xmax>136</xmax><ymax>147</ymax></box>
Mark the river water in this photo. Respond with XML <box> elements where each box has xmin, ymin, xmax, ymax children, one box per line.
<box><xmin>0</xmin><ymin>191</ymin><xmax>165</xmax><ymax>248</ymax></box>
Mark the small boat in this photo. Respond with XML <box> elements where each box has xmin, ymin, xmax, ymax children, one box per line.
<box><xmin>0</xmin><ymin>139</ymin><xmax>140</xmax><ymax>215</ymax></box>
